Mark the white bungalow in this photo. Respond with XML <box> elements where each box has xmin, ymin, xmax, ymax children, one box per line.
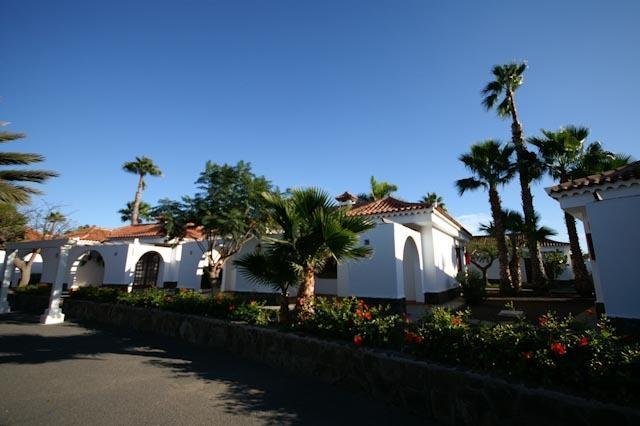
<box><xmin>224</xmin><ymin>194</ymin><xmax>472</xmax><ymax>307</ymax></box>
<box><xmin>546</xmin><ymin>161</ymin><xmax>640</xmax><ymax>320</ymax></box>
<box><xmin>0</xmin><ymin>194</ymin><xmax>471</xmax><ymax>323</ymax></box>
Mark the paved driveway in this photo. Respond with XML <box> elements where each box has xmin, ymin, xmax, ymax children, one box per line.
<box><xmin>0</xmin><ymin>313</ymin><xmax>427</xmax><ymax>425</ymax></box>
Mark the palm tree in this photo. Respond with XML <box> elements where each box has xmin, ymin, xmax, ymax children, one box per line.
<box><xmin>481</xmin><ymin>210</ymin><xmax>556</xmax><ymax>290</ymax></box>
<box><xmin>420</xmin><ymin>192</ymin><xmax>446</xmax><ymax>210</ymax></box>
<box><xmin>235</xmin><ymin>245</ymin><xmax>299</xmax><ymax>323</ymax></box>
<box><xmin>119</xmin><ymin>201</ymin><xmax>153</xmax><ymax>223</ymax></box>
<box><xmin>259</xmin><ymin>188</ymin><xmax>374</xmax><ymax>313</ymax></box>
<box><xmin>0</xmin><ymin>122</ymin><xmax>58</xmax><ymax>204</ymax></box>
<box><xmin>122</xmin><ymin>156</ymin><xmax>162</xmax><ymax>225</ymax></box>
<box><xmin>456</xmin><ymin>140</ymin><xmax>516</xmax><ymax>292</ymax></box>
<box><xmin>481</xmin><ymin>62</ymin><xmax>548</xmax><ymax>290</ymax></box>
<box><xmin>529</xmin><ymin>126</ymin><xmax>631</xmax><ymax>296</ymax></box>
<box><xmin>369</xmin><ymin>176</ymin><xmax>398</xmax><ymax>200</ymax></box>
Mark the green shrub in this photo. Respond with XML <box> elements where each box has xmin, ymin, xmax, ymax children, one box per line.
<box><xmin>13</xmin><ymin>285</ymin><xmax>50</xmax><ymax>296</ymax></box>
<box><xmin>69</xmin><ymin>286</ymin><xmax>122</xmax><ymax>303</ymax></box>
<box><xmin>293</xmin><ymin>297</ymin><xmax>404</xmax><ymax>348</ymax></box>
<box><xmin>456</xmin><ymin>270</ymin><xmax>486</xmax><ymax>305</ymax></box>
<box><xmin>407</xmin><ymin>307</ymin><xmax>640</xmax><ymax>405</ymax></box>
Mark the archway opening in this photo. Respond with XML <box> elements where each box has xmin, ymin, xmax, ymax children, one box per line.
<box><xmin>68</xmin><ymin>250</ymin><xmax>105</xmax><ymax>289</ymax></box>
<box><xmin>403</xmin><ymin>238</ymin><xmax>421</xmax><ymax>302</ymax></box>
<box><xmin>134</xmin><ymin>252</ymin><xmax>162</xmax><ymax>288</ymax></box>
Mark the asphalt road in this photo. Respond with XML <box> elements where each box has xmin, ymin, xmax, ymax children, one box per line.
<box><xmin>0</xmin><ymin>312</ymin><xmax>428</xmax><ymax>425</ymax></box>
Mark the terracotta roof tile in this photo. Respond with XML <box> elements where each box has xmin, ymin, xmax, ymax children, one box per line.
<box><xmin>107</xmin><ymin>223</ymin><xmax>166</xmax><ymax>239</ymax></box>
<box><xmin>345</xmin><ymin>196</ymin><xmax>471</xmax><ymax>236</ymax></box>
<box><xmin>549</xmin><ymin>161</ymin><xmax>640</xmax><ymax>193</ymax></box>
<box><xmin>65</xmin><ymin>226</ymin><xmax>112</xmax><ymax>242</ymax></box>
<box><xmin>346</xmin><ymin>196</ymin><xmax>430</xmax><ymax>217</ymax></box>
<box><xmin>335</xmin><ymin>191</ymin><xmax>359</xmax><ymax>202</ymax></box>
<box><xmin>107</xmin><ymin>223</ymin><xmax>205</xmax><ymax>241</ymax></box>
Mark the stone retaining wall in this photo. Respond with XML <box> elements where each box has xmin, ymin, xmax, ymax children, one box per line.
<box><xmin>8</xmin><ymin>293</ymin><xmax>640</xmax><ymax>426</ymax></box>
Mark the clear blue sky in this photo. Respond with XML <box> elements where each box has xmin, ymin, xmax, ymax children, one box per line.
<box><xmin>2</xmin><ymin>1</ymin><xmax>639</xmax><ymax>241</ymax></box>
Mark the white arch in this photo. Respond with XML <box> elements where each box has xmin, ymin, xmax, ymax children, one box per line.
<box><xmin>67</xmin><ymin>250</ymin><xmax>105</xmax><ymax>289</ymax></box>
<box><xmin>402</xmin><ymin>237</ymin><xmax>422</xmax><ymax>302</ymax></box>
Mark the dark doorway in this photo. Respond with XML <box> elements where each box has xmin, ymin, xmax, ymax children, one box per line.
<box><xmin>134</xmin><ymin>252</ymin><xmax>161</xmax><ymax>287</ymax></box>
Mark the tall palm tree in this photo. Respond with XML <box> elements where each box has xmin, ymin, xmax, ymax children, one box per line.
<box><xmin>118</xmin><ymin>201</ymin><xmax>153</xmax><ymax>223</ymax></box>
<box><xmin>369</xmin><ymin>176</ymin><xmax>398</xmax><ymax>200</ymax></box>
<box><xmin>260</xmin><ymin>188</ymin><xmax>374</xmax><ymax>313</ymax></box>
<box><xmin>481</xmin><ymin>62</ymin><xmax>548</xmax><ymax>290</ymax></box>
<box><xmin>529</xmin><ymin>126</ymin><xmax>631</xmax><ymax>296</ymax></box>
<box><xmin>44</xmin><ymin>211</ymin><xmax>67</xmax><ymax>237</ymax></box>
<box><xmin>420</xmin><ymin>192</ymin><xmax>446</xmax><ymax>210</ymax></box>
<box><xmin>456</xmin><ymin>140</ymin><xmax>516</xmax><ymax>292</ymax></box>
<box><xmin>122</xmin><ymin>156</ymin><xmax>162</xmax><ymax>225</ymax></box>
<box><xmin>0</xmin><ymin>122</ymin><xmax>58</xmax><ymax>204</ymax></box>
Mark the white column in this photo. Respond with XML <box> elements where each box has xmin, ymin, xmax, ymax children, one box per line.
<box><xmin>0</xmin><ymin>249</ymin><xmax>17</xmax><ymax>314</ymax></box>
<box><xmin>40</xmin><ymin>245</ymin><xmax>71</xmax><ymax>324</ymax></box>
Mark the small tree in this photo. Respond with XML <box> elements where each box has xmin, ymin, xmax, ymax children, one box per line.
<box><xmin>0</xmin><ymin>202</ymin><xmax>27</xmax><ymax>248</ymax></box>
<box><xmin>14</xmin><ymin>205</ymin><xmax>72</xmax><ymax>286</ymax></box>
<box><xmin>420</xmin><ymin>192</ymin><xmax>446</xmax><ymax>211</ymax></box>
<box><xmin>235</xmin><ymin>245</ymin><xmax>299</xmax><ymax>323</ymax></box>
<box><xmin>466</xmin><ymin>238</ymin><xmax>498</xmax><ymax>285</ymax></box>
<box><xmin>118</xmin><ymin>201</ymin><xmax>153</xmax><ymax>223</ymax></box>
<box><xmin>258</xmin><ymin>188</ymin><xmax>374</xmax><ymax>313</ymax></box>
<box><xmin>368</xmin><ymin>176</ymin><xmax>398</xmax><ymax>200</ymax></box>
<box><xmin>161</xmin><ymin>161</ymin><xmax>273</xmax><ymax>290</ymax></box>
<box><xmin>543</xmin><ymin>250</ymin><xmax>568</xmax><ymax>285</ymax></box>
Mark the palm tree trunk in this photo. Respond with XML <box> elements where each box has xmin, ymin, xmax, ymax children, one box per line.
<box><xmin>131</xmin><ymin>175</ymin><xmax>145</xmax><ymax>225</ymax></box>
<box><xmin>278</xmin><ymin>293</ymin><xmax>290</xmax><ymax>324</ymax></box>
<box><xmin>295</xmin><ymin>266</ymin><xmax>316</xmax><ymax>314</ymax></box>
<box><xmin>488</xmin><ymin>187</ymin><xmax>512</xmax><ymax>292</ymax></box>
<box><xmin>564</xmin><ymin>211</ymin><xmax>593</xmax><ymax>297</ymax></box>
<box><xmin>508</xmin><ymin>237</ymin><xmax>522</xmax><ymax>291</ymax></box>
<box><xmin>507</xmin><ymin>91</ymin><xmax>548</xmax><ymax>290</ymax></box>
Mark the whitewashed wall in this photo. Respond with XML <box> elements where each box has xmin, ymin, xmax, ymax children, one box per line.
<box><xmin>586</xmin><ymin>195</ymin><xmax>640</xmax><ymax>319</ymax></box>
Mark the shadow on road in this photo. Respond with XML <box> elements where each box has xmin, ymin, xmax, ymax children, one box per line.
<box><xmin>0</xmin><ymin>312</ymin><xmax>422</xmax><ymax>425</ymax></box>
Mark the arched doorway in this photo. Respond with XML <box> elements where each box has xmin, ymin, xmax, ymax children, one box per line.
<box><xmin>134</xmin><ymin>252</ymin><xmax>162</xmax><ymax>287</ymax></box>
<box><xmin>402</xmin><ymin>238</ymin><xmax>421</xmax><ymax>302</ymax></box>
<box><xmin>68</xmin><ymin>250</ymin><xmax>105</xmax><ymax>289</ymax></box>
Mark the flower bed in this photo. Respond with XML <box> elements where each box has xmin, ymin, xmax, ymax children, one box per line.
<box><xmin>69</xmin><ymin>287</ymin><xmax>274</xmax><ymax>325</ymax></box>
<box><xmin>66</xmin><ymin>287</ymin><xmax>640</xmax><ymax>406</ymax></box>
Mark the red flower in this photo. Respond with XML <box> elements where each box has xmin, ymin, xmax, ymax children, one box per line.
<box><xmin>353</xmin><ymin>335</ymin><xmax>363</xmax><ymax>346</ymax></box>
<box><xmin>586</xmin><ymin>308</ymin><xmax>595</xmax><ymax>316</ymax></box>
<box><xmin>364</xmin><ymin>311</ymin><xmax>372</xmax><ymax>321</ymax></box>
<box><xmin>550</xmin><ymin>342</ymin><xmax>567</xmax><ymax>356</ymax></box>
<box><xmin>404</xmin><ymin>331</ymin><xmax>424</xmax><ymax>344</ymax></box>
<box><xmin>522</xmin><ymin>351</ymin><xmax>533</xmax><ymax>360</ymax></box>
<box><xmin>538</xmin><ymin>315</ymin><xmax>549</xmax><ymax>326</ymax></box>
<box><xmin>578</xmin><ymin>336</ymin><xmax>589</xmax><ymax>347</ymax></box>
<box><xmin>451</xmin><ymin>317</ymin><xmax>462</xmax><ymax>326</ymax></box>
<box><xmin>228</xmin><ymin>304</ymin><xmax>236</xmax><ymax>312</ymax></box>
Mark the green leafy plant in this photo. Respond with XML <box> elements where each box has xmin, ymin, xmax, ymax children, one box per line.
<box><xmin>456</xmin><ymin>270</ymin><xmax>486</xmax><ymax>305</ymax></box>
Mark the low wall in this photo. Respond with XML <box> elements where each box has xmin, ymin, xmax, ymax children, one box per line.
<box><xmin>8</xmin><ymin>293</ymin><xmax>640</xmax><ymax>425</ymax></box>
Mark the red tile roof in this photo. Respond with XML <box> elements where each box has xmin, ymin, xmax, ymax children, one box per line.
<box><xmin>347</xmin><ymin>197</ymin><xmax>430</xmax><ymax>217</ymax></box>
<box><xmin>23</xmin><ymin>228</ymin><xmax>45</xmax><ymax>241</ymax></box>
<box><xmin>549</xmin><ymin>161</ymin><xmax>640</xmax><ymax>194</ymax></box>
<box><xmin>65</xmin><ymin>226</ymin><xmax>112</xmax><ymax>242</ymax></box>
<box><xmin>106</xmin><ymin>223</ymin><xmax>166</xmax><ymax>240</ymax></box>
<box><xmin>335</xmin><ymin>191</ymin><xmax>359</xmax><ymax>202</ymax></box>
<box><xmin>106</xmin><ymin>223</ymin><xmax>205</xmax><ymax>241</ymax></box>
<box><xmin>345</xmin><ymin>196</ymin><xmax>471</xmax><ymax>236</ymax></box>
<box><xmin>471</xmin><ymin>234</ymin><xmax>569</xmax><ymax>248</ymax></box>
